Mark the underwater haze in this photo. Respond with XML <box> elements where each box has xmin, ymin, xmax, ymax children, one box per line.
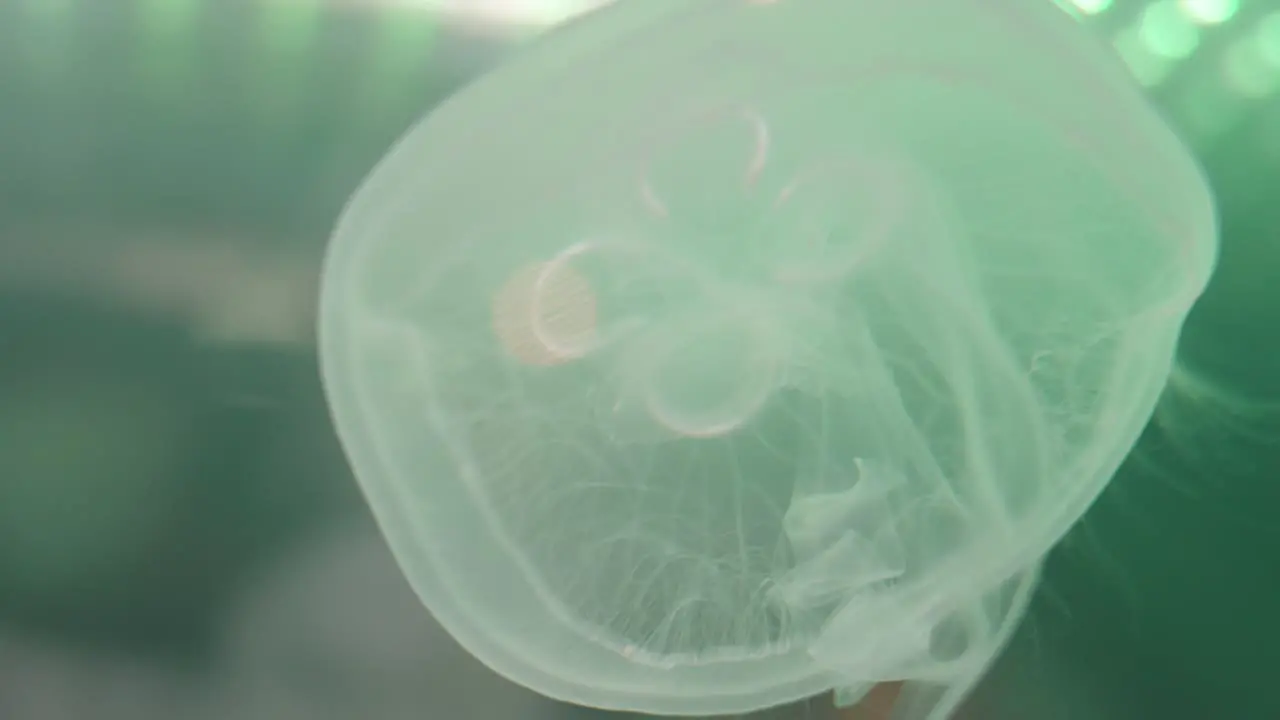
<box><xmin>0</xmin><ymin>1</ymin><xmax>1277</xmax><ymax>719</ymax></box>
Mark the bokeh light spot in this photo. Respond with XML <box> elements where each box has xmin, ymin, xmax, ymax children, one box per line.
<box><xmin>1114</xmin><ymin>26</ymin><xmax>1177</xmax><ymax>86</ymax></box>
<box><xmin>1067</xmin><ymin>0</ymin><xmax>1115</xmax><ymax>16</ymax></box>
<box><xmin>1223</xmin><ymin>37</ymin><xmax>1280</xmax><ymax>98</ymax></box>
<box><xmin>1256</xmin><ymin>12</ymin><xmax>1280</xmax><ymax>69</ymax></box>
<box><xmin>1141</xmin><ymin>1</ymin><xmax>1202</xmax><ymax>60</ymax></box>
<box><xmin>1177</xmin><ymin>0</ymin><xmax>1239</xmax><ymax>26</ymax></box>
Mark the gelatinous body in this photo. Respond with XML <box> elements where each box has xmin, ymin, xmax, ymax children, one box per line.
<box><xmin>317</xmin><ymin>0</ymin><xmax>1217</xmax><ymax>718</ymax></box>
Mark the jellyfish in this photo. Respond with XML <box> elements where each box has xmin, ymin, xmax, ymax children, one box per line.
<box><xmin>316</xmin><ymin>0</ymin><xmax>1218</xmax><ymax>718</ymax></box>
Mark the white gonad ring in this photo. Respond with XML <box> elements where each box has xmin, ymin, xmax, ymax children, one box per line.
<box><xmin>491</xmin><ymin>256</ymin><xmax>599</xmax><ymax>366</ymax></box>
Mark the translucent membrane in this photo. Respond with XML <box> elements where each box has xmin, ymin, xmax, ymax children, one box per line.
<box><xmin>317</xmin><ymin>0</ymin><xmax>1218</xmax><ymax>717</ymax></box>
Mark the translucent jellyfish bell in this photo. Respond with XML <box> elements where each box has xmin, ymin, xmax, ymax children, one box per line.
<box><xmin>317</xmin><ymin>0</ymin><xmax>1217</xmax><ymax>718</ymax></box>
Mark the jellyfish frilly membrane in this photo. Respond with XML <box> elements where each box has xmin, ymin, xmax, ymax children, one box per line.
<box><xmin>316</xmin><ymin>1</ymin><xmax>1218</xmax><ymax>719</ymax></box>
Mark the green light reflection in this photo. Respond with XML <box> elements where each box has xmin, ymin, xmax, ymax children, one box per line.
<box><xmin>1223</xmin><ymin>37</ymin><xmax>1280</xmax><ymax>98</ymax></box>
<box><xmin>1055</xmin><ymin>0</ymin><xmax>1114</xmax><ymax>17</ymax></box>
<box><xmin>1142</xmin><ymin>1</ymin><xmax>1202</xmax><ymax>60</ymax></box>
<box><xmin>250</xmin><ymin>0</ymin><xmax>325</xmax><ymax>127</ymax></box>
<box><xmin>1257</xmin><ymin>12</ymin><xmax>1280</xmax><ymax>69</ymax></box>
<box><xmin>1114</xmin><ymin>25</ymin><xmax>1178</xmax><ymax>86</ymax></box>
<box><xmin>1177</xmin><ymin>0</ymin><xmax>1240</xmax><ymax>26</ymax></box>
<box><xmin>354</xmin><ymin>12</ymin><xmax>439</xmax><ymax>123</ymax></box>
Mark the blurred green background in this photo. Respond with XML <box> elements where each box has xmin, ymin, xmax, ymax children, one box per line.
<box><xmin>0</xmin><ymin>1</ymin><xmax>1276</xmax><ymax>718</ymax></box>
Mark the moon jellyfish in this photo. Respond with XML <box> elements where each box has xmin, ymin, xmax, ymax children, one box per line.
<box><xmin>316</xmin><ymin>0</ymin><xmax>1218</xmax><ymax>718</ymax></box>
